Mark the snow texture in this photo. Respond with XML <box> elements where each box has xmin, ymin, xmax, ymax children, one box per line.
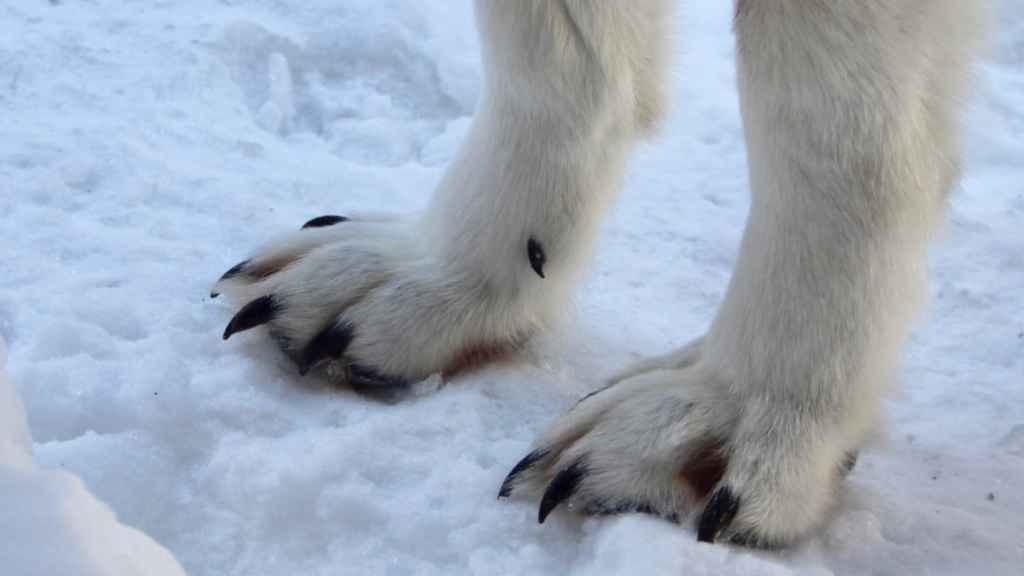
<box><xmin>0</xmin><ymin>337</ymin><xmax>187</xmax><ymax>576</ymax></box>
<box><xmin>1</xmin><ymin>1</ymin><xmax>1021</xmax><ymax>575</ymax></box>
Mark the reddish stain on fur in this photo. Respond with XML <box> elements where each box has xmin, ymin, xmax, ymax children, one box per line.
<box><xmin>679</xmin><ymin>442</ymin><xmax>728</xmax><ymax>501</ymax></box>
<box><xmin>441</xmin><ymin>341</ymin><xmax>519</xmax><ymax>379</ymax></box>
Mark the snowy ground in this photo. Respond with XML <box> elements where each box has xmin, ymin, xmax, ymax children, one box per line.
<box><xmin>1</xmin><ymin>1</ymin><xmax>1022</xmax><ymax>574</ymax></box>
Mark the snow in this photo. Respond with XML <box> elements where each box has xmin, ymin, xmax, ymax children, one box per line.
<box><xmin>0</xmin><ymin>1</ymin><xmax>1021</xmax><ymax>575</ymax></box>
<box><xmin>0</xmin><ymin>337</ymin><xmax>187</xmax><ymax>576</ymax></box>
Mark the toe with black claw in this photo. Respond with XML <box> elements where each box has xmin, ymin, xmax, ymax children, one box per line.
<box><xmin>498</xmin><ymin>449</ymin><xmax>549</xmax><ymax>499</ymax></box>
<box><xmin>223</xmin><ymin>295</ymin><xmax>278</xmax><ymax>340</ymax></box>
<box><xmin>537</xmin><ymin>460</ymin><xmax>587</xmax><ymax>524</ymax></box>
<box><xmin>211</xmin><ymin>259</ymin><xmax>251</xmax><ymax>298</ymax></box>
<box><xmin>298</xmin><ymin>323</ymin><xmax>355</xmax><ymax>375</ymax></box>
<box><xmin>696</xmin><ymin>486</ymin><xmax>740</xmax><ymax>544</ymax></box>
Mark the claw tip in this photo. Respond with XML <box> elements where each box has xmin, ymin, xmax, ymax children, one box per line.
<box><xmin>222</xmin><ymin>295</ymin><xmax>278</xmax><ymax>342</ymax></box>
<box><xmin>498</xmin><ymin>449</ymin><xmax>548</xmax><ymax>502</ymax></box>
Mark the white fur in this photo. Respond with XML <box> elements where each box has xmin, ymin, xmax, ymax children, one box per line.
<box><xmin>498</xmin><ymin>0</ymin><xmax>985</xmax><ymax>546</ymax></box>
<box><xmin>216</xmin><ymin>0</ymin><xmax>986</xmax><ymax>545</ymax></box>
<box><xmin>214</xmin><ymin>1</ymin><xmax>669</xmax><ymax>379</ymax></box>
<box><xmin>706</xmin><ymin>0</ymin><xmax>985</xmax><ymax>541</ymax></box>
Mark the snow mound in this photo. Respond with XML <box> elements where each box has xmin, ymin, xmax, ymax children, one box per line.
<box><xmin>0</xmin><ymin>337</ymin><xmax>186</xmax><ymax>576</ymax></box>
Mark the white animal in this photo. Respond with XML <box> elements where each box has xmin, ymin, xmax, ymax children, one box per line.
<box><xmin>212</xmin><ymin>0</ymin><xmax>987</xmax><ymax>546</ymax></box>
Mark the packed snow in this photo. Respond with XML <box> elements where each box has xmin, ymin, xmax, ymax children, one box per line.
<box><xmin>1</xmin><ymin>1</ymin><xmax>1022</xmax><ymax>574</ymax></box>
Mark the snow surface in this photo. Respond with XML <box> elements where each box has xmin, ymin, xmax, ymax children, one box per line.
<box><xmin>1</xmin><ymin>1</ymin><xmax>1022</xmax><ymax>575</ymax></box>
<box><xmin>0</xmin><ymin>337</ymin><xmax>187</xmax><ymax>576</ymax></box>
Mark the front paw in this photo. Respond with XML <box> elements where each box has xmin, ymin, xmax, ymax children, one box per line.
<box><xmin>211</xmin><ymin>214</ymin><xmax>529</xmax><ymax>391</ymax></box>
<box><xmin>499</xmin><ymin>363</ymin><xmax>860</xmax><ymax>547</ymax></box>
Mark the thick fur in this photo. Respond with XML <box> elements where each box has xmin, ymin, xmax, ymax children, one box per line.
<box><xmin>503</xmin><ymin>0</ymin><xmax>985</xmax><ymax>546</ymax></box>
<box><xmin>214</xmin><ymin>1</ymin><xmax>669</xmax><ymax>380</ymax></box>
<box><xmin>216</xmin><ymin>0</ymin><xmax>986</xmax><ymax>545</ymax></box>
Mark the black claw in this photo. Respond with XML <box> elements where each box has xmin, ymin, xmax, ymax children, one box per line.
<box><xmin>527</xmin><ymin>237</ymin><xmax>546</xmax><ymax>279</ymax></box>
<box><xmin>697</xmin><ymin>486</ymin><xmax>741</xmax><ymax>544</ymax></box>
<box><xmin>840</xmin><ymin>450</ymin><xmax>859</xmax><ymax>478</ymax></box>
<box><xmin>212</xmin><ymin>259</ymin><xmax>251</xmax><ymax>297</ymax></box>
<box><xmin>538</xmin><ymin>460</ymin><xmax>586</xmax><ymax>524</ymax></box>
<box><xmin>302</xmin><ymin>215</ymin><xmax>349</xmax><ymax>229</ymax></box>
<box><xmin>223</xmin><ymin>295</ymin><xmax>278</xmax><ymax>340</ymax></box>
<box><xmin>219</xmin><ymin>259</ymin><xmax>250</xmax><ymax>282</ymax></box>
<box><xmin>498</xmin><ymin>449</ymin><xmax>549</xmax><ymax>499</ymax></box>
<box><xmin>298</xmin><ymin>323</ymin><xmax>355</xmax><ymax>375</ymax></box>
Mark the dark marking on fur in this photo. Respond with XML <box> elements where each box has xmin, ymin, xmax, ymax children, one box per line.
<box><xmin>697</xmin><ymin>486</ymin><xmax>740</xmax><ymax>544</ymax></box>
<box><xmin>840</xmin><ymin>450</ymin><xmax>859</xmax><ymax>478</ymax></box>
<box><xmin>538</xmin><ymin>460</ymin><xmax>586</xmax><ymax>524</ymax></box>
<box><xmin>498</xmin><ymin>449</ymin><xmax>549</xmax><ymax>499</ymax></box>
<box><xmin>527</xmin><ymin>237</ymin><xmax>546</xmax><ymax>279</ymax></box>
<box><xmin>223</xmin><ymin>295</ymin><xmax>278</xmax><ymax>340</ymax></box>
<box><xmin>679</xmin><ymin>441</ymin><xmax>727</xmax><ymax>501</ymax></box>
<box><xmin>268</xmin><ymin>327</ymin><xmax>296</xmax><ymax>357</ymax></box>
<box><xmin>298</xmin><ymin>323</ymin><xmax>355</xmax><ymax>375</ymax></box>
<box><xmin>302</xmin><ymin>215</ymin><xmax>349</xmax><ymax>229</ymax></box>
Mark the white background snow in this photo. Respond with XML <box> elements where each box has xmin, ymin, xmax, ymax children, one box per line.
<box><xmin>1</xmin><ymin>1</ymin><xmax>1022</xmax><ymax>574</ymax></box>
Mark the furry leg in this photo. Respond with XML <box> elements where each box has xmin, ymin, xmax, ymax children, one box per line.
<box><xmin>213</xmin><ymin>1</ymin><xmax>671</xmax><ymax>385</ymax></box>
<box><xmin>504</xmin><ymin>0</ymin><xmax>985</xmax><ymax>546</ymax></box>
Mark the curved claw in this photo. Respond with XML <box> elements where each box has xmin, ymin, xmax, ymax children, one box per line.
<box><xmin>696</xmin><ymin>486</ymin><xmax>740</xmax><ymax>544</ymax></box>
<box><xmin>538</xmin><ymin>460</ymin><xmax>586</xmax><ymax>524</ymax></box>
<box><xmin>298</xmin><ymin>323</ymin><xmax>355</xmax><ymax>375</ymax></box>
<box><xmin>498</xmin><ymin>449</ymin><xmax>549</xmax><ymax>499</ymax></box>
<box><xmin>212</xmin><ymin>259</ymin><xmax>252</xmax><ymax>298</ymax></box>
<box><xmin>302</xmin><ymin>215</ymin><xmax>349</xmax><ymax>229</ymax></box>
<box><xmin>223</xmin><ymin>295</ymin><xmax>278</xmax><ymax>340</ymax></box>
<box><xmin>219</xmin><ymin>259</ymin><xmax>250</xmax><ymax>282</ymax></box>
